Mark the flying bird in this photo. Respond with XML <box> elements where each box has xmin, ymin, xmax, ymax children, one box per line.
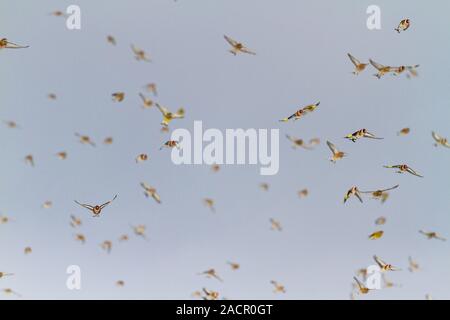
<box><xmin>70</xmin><ymin>215</ymin><xmax>82</xmax><ymax>228</ymax></box>
<box><xmin>145</xmin><ymin>83</ymin><xmax>158</xmax><ymax>96</ymax></box>
<box><xmin>100</xmin><ymin>240</ymin><xmax>112</xmax><ymax>254</ymax></box>
<box><xmin>360</xmin><ymin>185</ymin><xmax>399</xmax><ymax>201</ymax></box>
<box><xmin>279</xmin><ymin>102</ymin><xmax>320</xmax><ymax>122</ymax></box>
<box><xmin>0</xmin><ymin>272</ymin><xmax>14</xmax><ymax>279</ymax></box>
<box><xmin>75</xmin><ymin>233</ymin><xmax>86</xmax><ymax>244</ymax></box>
<box><xmin>375</xmin><ymin>216</ymin><xmax>386</xmax><ymax>225</ymax></box>
<box><xmin>223</xmin><ymin>35</ymin><xmax>256</xmax><ymax>56</ymax></box>
<box><xmin>155</xmin><ymin>103</ymin><xmax>185</xmax><ymax>127</ymax></box>
<box><xmin>74</xmin><ymin>195</ymin><xmax>118</xmax><ymax>217</ymax></box>
<box><xmin>112</xmin><ymin>92</ymin><xmax>125</xmax><ymax>102</ymax></box>
<box><xmin>160</xmin><ymin>140</ymin><xmax>180</xmax><ymax>150</ymax></box>
<box><xmin>397</xmin><ymin>128</ymin><xmax>410</xmax><ymax>136</ymax></box>
<box><xmin>285</xmin><ymin>135</ymin><xmax>319</xmax><ymax>149</ymax></box>
<box><xmin>408</xmin><ymin>256</ymin><xmax>420</xmax><ymax>272</ymax></box>
<box><xmin>270</xmin><ymin>280</ymin><xmax>286</xmax><ymax>294</ymax></box>
<box><xmin>227</xmin><ymin>261</ymin><xmax>240</xmax><ymax>270</ymax></box>
<box><xmin>327</xmin><ymin>141</ymin><xmax>346</xmax><ymax>162</ymax></box>
<box><xmin>369</xmin><ymin>230</ymin><xmax>384</xmax><ymax>240</ymax></box>
<box><xmin>383</xmin><ymin>164</ymin><xmax>423</xmax><ymax>177</ymax></box>
<box><xmin>373</xmin><ymin>255</ymin><xmax>401</xmax><ymax>272</ymax></box>
<box><xmin>75</xmin><ymin>133</ymin><xmax>96</xmax><ymax>147</ymax></box>
<box><xmin>270</xmin><ymin>218</ymin><xmax>282</xmax><ymax>231</ymax></box>
<box><xmin>139</xmin><ymin>93</ymin><xmax>154</xmax><ymax>109</ymax></box>
<box><xmin>345</xmin><ymin>129</ymin><xmax>383</xmax><ymax>142</ymax></box>
<box><xmin>347</xmin><ymin>53</ymin><xmax>368</xmax><ymax>75</ymax></box>
<box><xmin>131</xmin><ymin>44</ymin><xmax>151</xmax><ymax>62</ymax></box>
<box><xmin>56</xmin><ymin>151</ymin><xmax>67</xmax><ymax>160</ymax></box>
<box><xmin>198</xmin><ymin>269</ymin><xmax>223</xmax><ymax>282</ymax></box>
<box><xmin>343</xmin><ymin>186</ymin><xmax>363</xmax><ymax>204</ymax></box>
<box><xmin>107</xmin><ymin>35</ymin><xmax>116</xmax><ymax>45</ymax></box>
<box><xmin>432</xmin><ymin>132</ymin><xmax>450</xmax><ymax>148</ymax></box>
<box><xmin>103</xmin><ymin>137</ymin><xmax>113</xmax><ymax>145</ymax></box>
<box><xmin>24</xmin><ymin>155</ymin><xmax>34</xmax><ymax>167</ymax></box>
<box><xmin>369</xmin><ymin>59</ymin><xmax>394</xmax><ymax>78</ymax></box>
<box><xmin>136</xmin><ymin>154</ymin><xmax>149</xmax><ymax>163</ymax></box>
<box><xmin>0</xmin><ymin>38</ymin><xmax>29</xmax><ymax>49</ymax></box>
<box><xmin>298</xmin><ymin>189</ymin><xmax>309</xmax><ymax>198</ymax></box>
<box><xmin>353</xmin><ymin>277</ymin><xmax>371</xmax><ymax>294</ymax></box>
<box><xmin>395</xmin><ymin>19</ymin><xmax>410</xmax><ymax>33</ymax></box>
<box><xmin>203</xmin><ymin>198</ymin><xmax>216</xmax><ymax>213</ymax></box>
<box><xmin>419</xmin><ymin>230</ymin><xmax>446</xmax><ymax>241</ymax></box>
<box><xmin>140</xmin><ymin>182</ymin><xmax>161</xmax><ymax>204</ymax></box>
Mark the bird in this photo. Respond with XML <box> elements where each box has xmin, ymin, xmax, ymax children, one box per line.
<box><xmin>298</xmin><ymin>189</ymin><xmax>309</xmax><ymax>198</ymax></box>
<box><xmin>383</xmin><ymin>164</ymin><xmax>423</xmax><ymax>178</ymax></box>
<box><xmin>47</xmin><ymin>93</ymin><xmax>57</xmax><ymax>100</ymax></box>
<box><xmin>203</xmin><ymin>198</ymin><xmax>216</xmax><ymax>213</ymax></box>
<box><xmin>42</xmin><ymin>201</ymin><xmax>53</xmax><ymax>209</ymax></box>
<box><xmin>270</xmin><ymin>280</ymin><xmax>286</xmax><ymax>294</ymax></box>
<box><xmin>49</xmin><ymin>10</ymin><xmax>67</xmax><ymax>17</ymax></box>
<box><xmin>135</xmin><ymin>153</ymin><xmax>149</xmax><ymax>163</ymax></box>
<box><xmin>0</xmin><ymin>38</ymin><xmax>29</xmax><ymax>49</ymax></box>
<box><xmin>270</xmin><ymin>218</ymin><xmax>282</xmax><ymax>231</ymax></box>
<box><xmin>369</xmin><ymin>230</ymin><xmax>384</xmax><ymax>240</ymax></box>
<box><xmin>375</xmin><ymin>217</ymin><xmax>386</xmax><ymax>225</ymax></box>
<box><xmin>223</xmin><ymin>35</ymin><xmax>256</xmax><ymax>55</ymax></box>
<box><xmin>74</xmin><ymin>195</ymin><xmax>118</xmax><ymax>217</ymax></box>
<box><xmin>155</xmin><ymin>103</ymin><xmax>185</xmax><ymax>127</ymax></box>
<box><xmin>227</xmin><ymin>261</ymin><xmax>240</xmax><ymax>271</ymax></box>
<box><xmin>0</xmin><ymin>215</ymin><xmax>12</xmax><ymax>224</ymax></box>
<box><xmin>202</xmin><ymin>288</ymin><xmax>219</xmax><ymax>300</ymax></box>
<box><xmin>107</xmin><ymin>35</ymin><xmax>116</xmax><ymax>45</ymax></box>
<box><xmin>343</xmin><ymin>186</ymin><xmax>363</xmax><ymax>204</ymax></box>
<box><xmin>326</xmin><ymin>141</ymin><xmax>346</xmax><ymax>162</ymax></box>
<box><xmin>395</xmin><ymin>19</ymin><xmax>410</xmax><ymax>33</ymax></box>
<box><xmin>2</xmin><ymin>288</ymin><xmax>21</xmax><ymax>297</ymax></box>
<box><xmin>103</xmin><ymin>137</ymin><xmax>113</xmax><ymax>145</ymax></box>
<box><xmin>259</xmin><ymin>183</ymin><xmax>269</xmax><ymax>191</ymax></box>
<box><xmin>0</xmin><ymin>272</ymin><xmax>14</xmax><ymax>279</ymax></box>
<box><xmin>70</xmin><ymin>215</ymin><xmax>82</xmax><ymax>228</ymax></box>
<box><xmin>419</xmin><ymin>230</ymin><xmax>446</xmax><ymax>241</ymax></box>
<box><xmin>279</xmin><ymin>102</ymin><xmax>320</xmax><ymax>122</ymax></box>
<box><xmin>199</xmin><ymin>269</ymin><xmax>223</xmax><ymax>282</ymax></box>
<box><xmin>116</xmin><ymin>280</ymin><xmax>125</xmax><ymax>287</ymax></box>
<box><xmin>100</xmin><ymin>240</ymin><xmax>112</xmax><ymax>254</ymax></box>
<box><xmin>397</xmin><ymin>128</ymin><xmax>410</xmax><ymax>136</ymax></box>
<box><xmin>345</xmin><ymin>129</ymin><xmax>383</xmax><ymax>142</ymax></box>
<box><xmin>140</xmin><ymin>182</ymin><xmax>161</xmax><ymax>204</ymax></box>
<box><xmin>408</xmin><ymin>256</ymin><xmax>420</xmax><ymax>272</ymax></box>
<box><xmin>160</xmin><ymin>140</ymin><xmax>180</xmax><ymax>150</ymax></box>
<box><xmin>75</xmin><ymin>233</ymin><xmax>86</xmax><ymax>244</ymax></box>
<box><xmin>382</xmin><ymin>274</ymin><xmax>400</xmax><ymax>288</ymax></box>
<box><xmin>24</xmin><ymin>155</ymin><xmax>34</xmax><ymax>167</ymax></box>
<box><xmin>56</xmin><ymin>151</ymin><xmax>67</xmax><ymax>160</ymax></box>
<box><xmin>373</xmin><ymin>255</ymin><xmax>401</xmax><ymax>271</ymax></box>
<box><xmin>353</xmin><ymin>277</ymin><xmax>371</xmax><ymax>294</ymax></box>
<box><xmin>24</xmin><ymin>246</ymin><xmax>32</xmax><ymax>254</ymax></box>
<box><xmin>369</xmin><ymin>59</ymin><xmax>394</xmax><ymax>78</ymax></box>
<box><xmin>211</xmin><ymin>164</ymin><xmax>220</xmax><ymax>173</ymax></box>
<box><xmin>3</xmin><ymin>121</ymin><xmax>19</xmax><ymax>129</ymax></box>
<box><xmin>119</xmin><ymin>234</ymin><xmax>129</xmax><ymax>242</ymax></box>
<box><xmin>131</xmin><ymin>224</ymin><xmax>147</xmax><ymax>239</ymax></box>
<box><xmin>347</xmin><ymin>53</ymin><xmax>368</xmax><ymax>75</ymax></box>
<box><xmin>75</xmin><ymin>133</ymin><xmax>96</xmax><ymax>147</ymax></box>
<box><xmin>285</xmin><ymin>135</ymin><xmax>319</xmax><ymax>149</ymax></box>
<box><xmin>360</xmin><ymin>185</ymin><xmax>399</xmax><ymax>201</ymax></box>
<box><xmin>432</xmin><ymin>131</ymin><xmax>450</xmax><ymax>148</ymax></box>
<box><xmin>139</xmin><ymin>93</ymin><xmax>154</xmax><ymax>109</ymax></box>
<box><xmin>145</xmin><ymin>83</ymin><xmax>158</xmax><ymax>96</ymax></box>
<box><xmin>131</xmin><ymin>44</ymin><xmax>151</xmax><ymax>62</ymax></box>
<box><xmin>112</xmin><ymin>92</ymin><xmax>125</xmax><ymax>102</ymax></box>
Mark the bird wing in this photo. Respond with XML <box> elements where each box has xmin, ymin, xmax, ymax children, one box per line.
<box><xmin>369</xmin><ymin>59</ymin><xmax>386</xmax><ymax>71</ymax></box>
<box><xmin>240</xmin><ymin>46</ymin><xmax>256</xmax><ymax>55</ymax></box>
<box><xmin>326</xmin><ymin>141</ymin><xmax>339</xmax><ymax>155</ymax></box>
<box><xmin>100</xmin><ymin>195</ymin><xmax>118</xmax><ymax>209</ymax></box>
<box><xmin>347</xmin><ymin>53</ymin><xmax>361</xmax><ymax>67</ymax></box>
<box><xmin>406</xmin><ymin>167</ymin><xmax>423</xmax><ymax>178</ymax></box>
<box><xmin>74</xmin><ymin>200</ymin><xmax>93</xmax><ymax>210</ymax></box>
<box><xmin>373</xmin><ymin>255</ymin><xmax>386</xmax><ymax>268</ymax></box>
<box><xmin>224</xmin><ymin>35</ymin><xmax>238</xmax><ymax>47</ymax></box>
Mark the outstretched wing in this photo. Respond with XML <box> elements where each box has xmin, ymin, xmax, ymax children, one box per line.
<box><xmin>74</xmin><ymin>200</ymin><xmax>94</xmax><ymax>210</ymax></box>
<box><xmin>432</xmin><ymin>131</ymin><xmax>442</xmax><ymax>142</ymax></box>
<box><xmin>347</xmin><ymin>53</ymin><xmax>361</xmax><ymax>67</ymax></box>
<box><xmin>100</xmin><ymin>195</ymin><xmax>118</xmax><ymax>209</ymax></box>
<box><xmin>369</xmin><ymin>59</ymin><xmax>386</xmax><ymax>71</ymax></box>
<box><xmin>224</xmin><ymin>35</ymin><xmax>238</xmax><ymax>47</ymax></box>
<box><xmin>155</xmin><ymin>103</ymin><xmax>169</xmax><ymax>116</ymax></box>
<box><xmin>373</xmin><ymin>255</ymin><xmax>386</xmax><ymax>268</ymax></box>
<box><xmin>406</xmin><ymin>167</ymin><xmax>423</xmax><ymax>178</ymax></box>
<box><xmin>327</xmin><ymin>141</ymin><xmax>339</xmax><ymax>155</ymax></box>
<box><xmin>240</xmin><ymin>46</ymin><xmax>256</xmax><ymax>55</ymax></box>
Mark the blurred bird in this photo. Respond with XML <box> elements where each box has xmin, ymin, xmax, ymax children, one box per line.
<box><xmin>270</xmin><ymin>218</ymin><xmax>282</xmax><ymax>231</ymax></box>
<box><xmin>145</xmin><ymin>83</ymin><xmax>158</xmax><ymax>96</ymax></box>
<box><xmin>155</xmin><ymin>103</ymin><xmax>185</xmax><ymax>127</ymax></box>
<box><xmin>49</xmin><ymin>10</ymin><xmax>67</xmax><ymax>17</ymax></box>
<box><xmin>270</xmin><ymin>280</ymin><xmax>286</xmax><ymax>294</ymax></box>
<box><xmin>353</xmin><ymin>277</ymin><xmax>371</xmax><ymax>294</ymax></box>
<box><xmin>103</xmin><ymin>137</ymin><xmax>113</xmax><ymax>145</ymax></box>
<box><xmin>0</xmin><ymin>38</ymin><xmax>29</xmax><ymax>49</ymax></box>
<box><xmin>279</xmin><ymin>102</ymin><xmax>320</xmax><ymax>122</ymax></box>
<box><xmin>369</xmin><ymin>231</ymin><xmax>384</xmax><ymax>240</ymax></box>
<box><xmin>345</xmin><ymin>129</ymin><xmax>383</xmax><ymax>142</ymax></box>
<box><xmin>116</xmin><ymin>280</ymin><xmax>125</xmax><ymax>287</ymax></box>
<box><xmin>227</xmin><ymin>261</ymin><xmax>240</xmax><ymax>271</ymax></box>
<box><xmin>432</xmin><ymin>132</ymin><xmax>450</xmax><ymax>148</ymax></box>
<box><xmin>375</xmin><ymin>217</ymin><xmax>386</xmax><ymax>225</ymax></box>
<box><xmin>343</xmin><ymin>186</ymin><xmax>363</xmax><ymax>204</ymax></box>
<box><xmin>327</xmin><ymin>141</ymin><xmax>346</xmax><ymax>163</ymax></box>
<box><xmin>119</xmin><ymin>234</ymin><xmax>129</xmax><ymax>242</ymax></box>
<box><xmin>397</xmin><ymin>128</ymin><xmax>410</xmax><ymax>136</ymax></box>
<box><xmin>24</xmin><ymin>246</ymin><xmax>32</xmax><ymax>255</ymax></box>
<box><xmin>395</xmin><ymin>19</ymin><xmax>410</xmax><ymax>33</ymax></box>
<box><xmin>3</xmin><ymin>121</ymin><xmax>19</xmax><ymax>128</ymax></box>
<box><xmin>203</xmin><ymin>198</ymin><xmax>216</xmax><ymax>213</ymax></box>
<box><xmin>285</xmin><ymin>135</ymin><xmax>319</xmax><ymax>149</ymax></box>
<box><xmin>360</xmin><ymin>185</ymin><xmax>399</xmax><ymax>201</ymax></box>
<box><xmin>75</xmin><ymin>233</ymin><xmax>86</xmax><ymax>244</ymax></box>
<box><xmin>47</xmin><ymin>93</ymin><xmax>57</xmax><ymax>100</ymax></box>
<box><xmin>259</xmin><ymin>183</ymin><xmax>269</xmax><ymax>191</ymax></box>
<box><xmin>24</xmin><ymin>154</ymin><xmax>34</xmax><ymax>167</ymax></box>
<box><xmin>373</xmin><ymin>255</ymin><xmax>401</xmax><ymax>271</ymax></box>
<box><xmin>298</xmin><ymin>189</ymin><xmax>309</xmax><ymax>198</ymax></box>
<box><xmin>136</xmin><ymin>153</ymin><xmax>149</xmax><ymax>163</ymax></box>
<box><xmin>42</xmin><ymin>201</ymin><xmax>52</xmax><ymax>209</ymax></box>
<box><xmin>419</xmin><ymin>230</ymin><xmax>446</xmax><ymax>241</ymax></box>
<box><xmin>199</xmin><ymin>269</ymin><xmax>223</xmax><ymax>282</ymax></box>
<box><xmin>56</xmin><ymin>151</ymin><xmax>67</xmax><ymax>160</ymax></box>
<box><xmin>392</xmin><ymin>65</ymin><xmax>420</xmax><ymax>77</ymax></box>
<box><xmin>383</xmin><ymin>164</ymin><xmax>423</xmax><ymax>178</ymax></box>
<box><xmin>74</xmin><ymin>195</ymin><xmax>118</xmax><ymax>217</ymax></box>
<box><xmin>356</xmin><ymin>268</ymin><xmax>368</xmax><ymax>281</ymax></box>
<box><xmin>140</xmin><ymin>182</ymin><xmax>161</xmax><ymax>204</ymax></box>
<box><xmin>382</xmin><ymin>274</ymin><xmax>400</xmax><ymax>288</ymax></box>
<box><xmin>347</xmin><ymin>53</ymin><xmax>368</xmax><ymax>75</ymax></box>
<box><xmin>0</xmin><ymin>272</ymin><xmax>13</xmax><ymax>279</ymax></box>
<box><xmin>70</xmin><ymin>215</ymin><xmax>82</xmax><ymax>228</ymax></box>
<box><xmin>369</xmin><ymin>59</ymin><xmax>393</xmax><ymax>78</ymax></box>
<box><xmin>107</xmin><ymin>35</ymin><xmax>116</xmax><ymax>45</ymax></box>
<box><xmin>131</xmin><ymin>224</ymin><xmax>147</xmax><ymax>239</ymax></box>
<box><xmin>211</xmin><ymin>164</ymin><xmax>220</xmax><ymax>173</ymax></box>
<box><xmin>139</xmin><ymin>93</ymin><xmax>154</xmax><ymax>109</ymax></box>
<box><xmin>131</xmin><ymin>44</ymin><xmax>151</xmax><ymax>62</ymax></box>
<box><xmin>202</xmin><ymin>288</ymin><xmax>219</xmax><ymax>300</ymax></box>
<box><xmin>160</xmin><ymin>140</ymin><xmax>180</xmax><ymax>150</ymax></box>
<box><xmin>100</xmin><ymin>240</ymin><xmax>112</xmax><ymax>254</ymax></box>
<box><xmin>75</xmin><ymin>133</ymin><xmax>96</xmax><ymax>147</ymax></box>
<box><xmin>112</xmin><ymin>92</ymin><xmax>125</xmax><ymax>102</ymax></box>
<box><xmin>0</xmin><ymin>215</ymin><xmax>12</xmax><ymax>224</ymax></box>
<box><xmin>224</xmin><ymin>35</ymin><xmax>256</xmax><ymax>55</ymax></box>
<box><xmin>408</xmin><ymin>256</ymin><xmax>420</xmax><ymax>272</ymax></box>
<box><xmin>2</xmin><ymin>288</ymin><xmax>21</xmax><ymax>297</ymax></box>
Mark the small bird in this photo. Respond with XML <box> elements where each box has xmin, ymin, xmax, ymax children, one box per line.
<box><xmin>24</xmin><ymin>155</ymin><xmax>34</xmax><ymax>167</ymax></box>
<box><xmin>145</xmin><ymin>83</ymin><xmax>158</xmax><ymax>96</ymax></box>
<box><xmin>419</xmin><ymin>230</ymin><xmax>446</xmax><ymax>241</ymax></box>
<box><xmin>70</xmin><ymin>215</ymin><xmax>82</xmax><ymax>228</ymax></box>
<box><xmin>356</xmin><ymin>268</ymin><xmax>368</xmax><ymax>281</ymax></box>
<box><xmin>140</xmin><ymin>182</ymin><xmax>161</xmax><ymax>204</ymax></box>
<box><xmin>135</xmin><ymin>153</ymin><xmax>149</xmax><ymax>163</ymax></box>
<box><xmin>347</xmin><ymin>53</ymin><xmax>368</xmax><ymax>75</ymax></box>
<box><xmin>392</xmin><ymin>65</ymin><xmax>420</xmax><ymax>77</ymax></box>
<box><xmin>0</xmin><ymin>38</ymin><xmax>29</xmax><ymax>49</ymax></box>
<box><xmin>382</xmin><ymin>274</ymin><xmax>400</xmax><ymax>288</ymax></box>
<box><xmin>116</xmin><ymin>280</ymin><xmax>125</xmax><ymax>287</ymax></box>
<box><xmin>160</xmin><ymin>140</ymin><xmax>180</xmax><ymax>150</ymax></box>
<box><xmin>270</xmin><ymin>218</ymin><xmax>282</xmax><ymax>231</ymax></box>
<box><xmin>0</xmin><ymin>272</ymin><xmax>14</xmax><ymax>279</ymax></box>
<box><xmin>353</xmin><ymin>277</ymin><xmax>371</xmax><ymax>294</ymax></box>
<box><xmin>155</xmin><ymin>103</ymin><xmax>185</xmax><ymax>127</ymax></box>
<box><xmin>432</xmin><ymin>132</ymin><xmax>450</xmax><ymax>148</ymax></box>
<box><xmin>395</xmin><ymin>19</ymin><xmax>410</xmax><ymax>33</ymax></box>
<box><xmin>112</xmin><ymin>92</ymin><xmax>125</xmax><ymax>102</ymax></box>
<box><xmin>360</xmin><ymin>185</ymin><xmax>399</xmax><ymax>201</ymax></box>
<box><xmin>100</xmin><ymin>240</ymin><xmax>112</xmax><ymax>254</ymax></box>
<box><xmin>259</xmin><ymin>183</ymin><xmax>269</xmax><ymax>191</ymax></box>
<box><xmin>223</xmin><ymin>35</ymin><xmax>256</xmax><ymax>56</ymax></box>
<box><xmin>131</xmin><ymin>44</ymin><xmax>151</xmax><ymax>62</ymax></box>
<box><xmin>298</xmin><ymin>189</ymin><xmax>309</xmax><ymax>198</ymax></box>
<box><xmin>47</xmin><ymin>93</ymin><xmax>57</xmax><ymax>100</ymax></box>
<box><xmin>0</xmin><ymin>215</ymin><xmax>12</xmax><ymax>224</ymax></box>
<box><xmin>397</xmin><ymin>128</ymin><xmax>410</xmax><ymax>136</ymax></box>
<box><xmin>49</xmin><ymin>10</ymin><xmax>67</xmax><ymax>17</ymax></box>
<box><xmin>119</xmin><ymin>234</ymin><xmax>129</xmax><ymax>242</ymax></box>
<box><xmin>345</xmin><ymin>129</ymin><xmax>383</xmax><ymax>142</ymax></box>
<box><xmin>202</xmin><ymin>288</ymin><xmax>219</xmax><ymax>300</ymax></box>
<box><xmin>42</xmin><ymin>201</ymin><xmax>53</xmax><ymax>209</ymax></box>
<box><xmin>3</xmin><ymin>121</ymin><xmax>19</xmax><ymax>128</ymax></box>
<box><xmin>369</xmin><ymin>230</ymin><xmax>384</xmax><ymax>240</ymax></box>
<box><xmin>75</xmin><ymin>233</ymin><xmax>86</xmax><ymax>244</ymax></box>
<box><xmin>327</xmin><ymin>141</ymin><xmax>346</xmax><ymax>162</ymax></box>
<box><xmin>408</xmin><ymin>256</ymin><xmax>420</xmax><ymax>272</ymax></box>
<box><xmin>199</xmin><ymin>269</ymin><xmax>223</xmax><ymax>282</ymax></box>
<box><xmin>107</xmin><ymin>35</ymin><xmax>116</xmax><ymax>45</ymax></box>
<box><xmin>279</xmin><ymin>102</ymin><xmax>320</xmax><ymax>122</ymax></box>
<box><xmin>75</xmin><ymin>133</ymin><xmax>96</xmax><ymax>147</ymax></box>
<box><xmin>285</xmin><ymin>135</ymin><xmax>319</xmax><ymax>150</ymax></box>
<box><xmin>139</xmin><ymin>93</ymin><xmax>154</xmax><ymax>109</ymax></box>
<box><xmin>104</xmin><ymin>137</ymin><xmax>113</xmax><ymax>145</ymax></box>
<box><xmin>369</xmin><ymin>59</ymin><xmax>393</xmax><ymax>78</ymax></box>
<box><xmin>343</xmin><ymin>186</ymin><xmax>363</xmax><ymax>204</ymax></box>
<box><xmin>375</xmin><ymin>216</ymin><xmax>386</xmax><ymax>225</ymax></box>
<box><xmin>74</xmin><ymin>195</ymin><xmax>118</xmax><ymax>217</ymax></box>
<box><xmin>211</xmin><ymin>164</ymin><xmax>220</xmax><ymax>172</ymax></box>
<box><xmin>131</xmin><ymin>224</ymin><xmax>147</xmax><ymax>239</ymax></box>
<box><xmin>56</xmin><ymin>151</ymin><xmax>67</xmax><ymax>160</ymax></box>
<box><xmin>270</xmin><ymin>280</ymin><xmax>286</xmax><ymax>294</ymax></box>
<box><xmin>373</xmin><ymin>255</ymin><xmax>401</xmax><ymax>271</ymax></box>
<box><xmin>383</xmin><ymin>164</ymin><xmax>423</xmax><ymax>178</ymax></box>
<box><xmin>203</xmin><ymin>198</ymin><xmax>216</xmax><ymax>213</ymax></box>
<box><xmin>227</xmin><ymin>261</ymin><xmax>240</xmax><ymax>270</ymax></box>
<box><xmin>2</xmin><ymin>288</ymin><xmax>21</xmax><ymax>297</ymax></box>
<box><xmin>24</xmin><ymin>246</ymin><xmax>32</xmax><ymax>255</ymax></box>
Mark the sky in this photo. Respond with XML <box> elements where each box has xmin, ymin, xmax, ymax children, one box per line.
<box><xmin>1</xmin><ymin>0</ymin><xmax>450</xmax><ymax>300</ymax></box>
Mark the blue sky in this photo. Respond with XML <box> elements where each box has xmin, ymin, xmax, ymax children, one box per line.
<box><xmin>1</xmin><ymin>0</ymin><xmax>450</xmax><ymax>299</ymax></box>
